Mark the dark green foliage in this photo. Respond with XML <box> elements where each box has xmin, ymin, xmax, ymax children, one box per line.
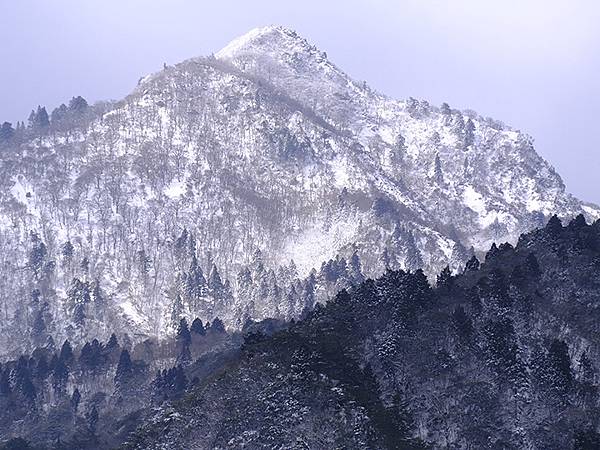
<box><xmin>464</xmin><ymin>118</ymin><xmax>475</xmax><ymax>148</ymax></box>
<box><xmin>547</xmin><ymin>339</ymin><xmax>573</xmax><ymax>395</ymax></box>
<box><xmin>209</xmin><ymin>317</ymin><xmax>226</xmax><ymax>334</ymax></box>
<box><xmin>80</xmin><ymin>339</ymin><xmax>104</xmax><ymax>371</ymax></box>
<box><xmin>436</xmin><ymin>265</ymin><xmax>453</xmax><ymax>290</ymax></box>
<box><xmin>71</xmin><ymin>388</ymin><xmax>81</xmax><ymax>412</ymax></box>
<box><xmin>574</xmin><ymin>428</ymin><xmax>600</xmax><ymax>450</ymax></box>
<box><xmin>114</xmin><ymin>349</ymin><xmax>133</xmax><ymax>389</ymax></box>
<box><xmin>1</xmin><ymin>438</ymin><xmax>35</xmax><ymax>450</ymax></box>
<box><xmin>190</xmin><ymin>318</ymin><xmax>205</xmax><ymax>335</ymax></box>
<box><xmin>59</xmin><ymin>340</ymin><xmax>74</xmax><ymax>365</ymax></box>
<box><xmin>546</xmin><ymin>214</ymin><xmax>563</xmax><ymax>237</ymax></box>
<box><xmin>106</xmin><ymin>333</ymin><xmax>119</xmax><ymax>350</ymax></box>
<box><xmin>0</xmin><ymin>122</ymin><xmax>15</xmax><ymax>143</ymax></box>
<box><xmin>69</xmin><ymin>95</ymin><xmax>89</xmax><ymax>113</ymax></box>
<box><xmin>175</xmin><ymin>318</ymin><xmax>191</xmax><ymax>345</ymax></box>
<box><xmin>464</xmin><ymin>255</ymin><xmax>480</xmax><ymax>272</ymax></box>
<box><xmin>452</xmin><ymin>305</ymin><xmax>474</xmax><ymax>344</ymax></box>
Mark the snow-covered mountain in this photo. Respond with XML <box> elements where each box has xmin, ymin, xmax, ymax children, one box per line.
<box><xmin>0</xmin><ymin>25</ymin><xmax>597</xmax><ymax>356</ymax></box>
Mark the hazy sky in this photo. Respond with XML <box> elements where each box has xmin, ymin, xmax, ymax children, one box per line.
<box><xmin>1</xmin><ymin>0</ymin><xmax>599</xmax><ymax>203</ymax></box>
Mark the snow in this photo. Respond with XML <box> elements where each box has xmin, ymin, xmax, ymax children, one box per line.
<box><xmin>282</xmin><ymin>217</ymin><xmax>360</xmax><ymax>276</ymax></box>
<box><xmin>329</xmin><ymin>157</ymin><xmax>350</xmax><ymax>189</ymax></box>
<box><xmin>463</xmin><ymin>186</ymin><xmax>486</xmax><ymax>215</ymax></box>
<box><xmin>119</xmin><ymin>301</ymin><xmax>147</xmax><ymax>326</ymax></box>
<box><xmin>165</xmin><ymin>179</ymin><xmax>187</xmax><ymax>199</ymax></box>
<box><xmin>216</xmin><ymin>26</ymin><xmax>292</xmax><ymax>60</ymax></box>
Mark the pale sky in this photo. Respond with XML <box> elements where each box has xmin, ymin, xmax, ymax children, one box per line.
<box><xmin>1</xmin><ymin>0</ymin><xmax>599</xmax><ymax>203</ymax></box>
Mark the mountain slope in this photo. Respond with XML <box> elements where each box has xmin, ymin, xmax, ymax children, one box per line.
<box><xmin>0</xmin><ymin>26</ymin><xmax>597</xmax><ymax>355</ymax></box>
<box><xmin>1</xmin><ymin>216</ymin><xmax>595</xmax><ymax>449</ymax></box>
<box><xmin>120</xmin><ymin>216</ymin><xmax>600</xmax><ymax>449</ymax></box>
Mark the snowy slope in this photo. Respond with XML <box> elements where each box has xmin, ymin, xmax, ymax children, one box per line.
<box><xmin>0</xmin><ymin>25</ymin><xmax>597</xmax><ymax>356</ymax></box>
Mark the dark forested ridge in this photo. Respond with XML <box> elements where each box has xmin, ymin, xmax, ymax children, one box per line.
<box><xmin>3</xmin><ymin>215</ymin><xmax>600</xmax><ymax>449</ymax></box>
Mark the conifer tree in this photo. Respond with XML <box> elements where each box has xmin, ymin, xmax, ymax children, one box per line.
<box><xmin>190</xmin><ymin>318</ymin><xmax>205</xmax><ymax>336</ymax></box>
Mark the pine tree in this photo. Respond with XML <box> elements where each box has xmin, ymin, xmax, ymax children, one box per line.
<box><xmin>69</xmin><ymin>95</ymin><xmax>88</xmax><ymax>114</ymax></box>
<box><xmin>176</xmin><ymin>344</ymin><xmax>192</xmax><ymax>367</ymax></box>
<box><xmin>28</xmin><ymin>237</ymin><xmax>47</xmax><ymax>279</ymax></box>
<box><xmin>546</xmin><ymin>215</ymin><xmax>563</xmax><ymax>237</ymax></box>
<box><xmin>87</xmin><ymin>404</ymin><xmax>99</xmax><ymax>434</ymax></box>
<box><xmin>71</xmin><ymin>388</ymin><xmax>81</xmax><ymax>412</ymax></box>
<box><xmin>34</xmin><ymin>355</ymin><xmax>50</xmax><ymax>380</ymax></box>
<box><xmin>190</xmin><ymin>318</ymin><xmax>205</xmax><ymax>336</ymax></box>
<box><xmin>185</xmin><ymin>255</ymin><xmax>207</xmax><ymax>309</ymax></box>
<box><xmin>106</xmin><ymin>333</ymin><xmax>119</xmax><ymax>350</ymax></box>
<box><xmin>436</xmin><ymin>265</ymin><xmax>453</xmax><ymax>290</ymax></box>
<box><xmin>176</xmin><ymin>318</ymin><xmax>191</xmax><ymax>346</ymax></box>
<box><xmin>547</xmin><ymin>339</ymin><xmax>573</xmax><ymax>396</ymax></box>
<box><xmin>349</xmin><ymin>250</ymin><xmax>364</xmax><ymax>284</ymax></box>
<box><xmin>0</xmin><ymin>122</ymin><xmax>15</xmax><ymax>143</ymax></box>
<box><xmin>171</xmin><ymin>294</ymin><xmax>184</xmax><ymax>330</ymax></box>
<box><xmin>114</xmin><ymin>349</ymin><xmax>133</xmax><ymax>389</ymax></box>
<box><xmin>464</xmin><ymin>118</ymin><xmax>475</xmax><ymax>148</ymax></box>
<box><xmin>524</xmin><ymin>252</ymin><xmax>541</xmax><ymax>277</ymax></box>
<box><xmin>0</xmin><ymin>368</ymin><xmax>10</xmax><ymax>395</ymax></box>
<box><xmin>464</xmin><ymin>255</ymin><xmax>480</xmax><ymax>272</ymax></box>
<box><xmin>208</xmin><ymin>264</ymin><xmax>225</xmax><ymax>313</ymax></box>
<box><xmin>210</xmin><ymin>317</ymin><xmax>226</xmax><ymax>334</ymax></box>
<box><xmin>52</xmin><ymin>356</ymin><xmax>69</xmax><ymax>393</ymax></box>
<box><xmin>452</xmin><ymin>306</ymin><xmax>474</xmax><ymax>344</ymax></box>
<box><xmin>59</xmin><ymin>340</ymin><xmax>74</xmax><ymax>365</ymax></box>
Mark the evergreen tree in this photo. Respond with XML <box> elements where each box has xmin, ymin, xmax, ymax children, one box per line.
<box><xmin>59</xmin><ymin>340</ymin><xmax>74</xmax><ymax>365</ymax></box>
<box><xmin>34</xmin><ymin>355</ymin><xmax>50</xmax><ymax>380</ymax></box>
<box><xmin>452</xmin><ymin>306</ymin><xmax>474</xmax><ymax>344</ymax></box>
<box><xmin>524</xmin><ymin>252</ymin><xmax>541</xmax><ymax>277</ymax></box>
<box><xmin>61</xmin><ymin>240</ymin><xmax>74</xmax><ymax>264</ymax></box>
<box><xmin>50</xmin><ymin>103</ymin><xmax>68</xmax><ymax>125</ymax></box>
<box><xmin>185</xmin><ymin>255</ymin><xmax>207</xmax><ymax>309</ymax></box>
<box><xmin>464</xmin><ymin>118</ymin><xmax>475</xmax><ymax>148</ymax></box>
<box><xmin>349</xmin><ymin>250</ymin><xmax>364</xmax><ymax>284</ymax></box>
<box><xmin>0</xmin><ymin>368</ymin><xmax>10</xmax><ymax>395</ymax></box>
<box><xmin>32</xmin><ymin>309</ymin><xmax>46</xmax><ymax>340</ymax></box>
<box><xmin>176</xmin><ymin>318</ymin><xmax>191</xmax><ymax>346</ymax></box>
<box><xmin>190</xmin><ymin>318</ymin><xmax>206</xmax><ymax>336</ymax></box>
<box><xmin>547</xmin><ymin>339</ymin><xmax>573</xmax><ymax>395</ymax></box>
<box><xmin>52</xmin><ymin>356</ymin><xmax>69</xmax><ymax>392</ymax></box>
<box><xmin>464</xmin><ymin>255</ymin><xmax>480</xmax><ymax>272</ymax></box>
<box><xmin>71</xmin><ymin>388</ymin><xmax>81</xmax><ymax>412</ymax></box>
<box><xmin>0</xmin><ymin>122</ymin><xmax>14</xmax><ymax>143</ymax></box>
<box><xmin>176</xmin><ymin>344</ymin><xmax>192</xmax><ymax>367</ymax></box>
<box><xmin>546</xmin><ymin>215</ymin><xmax>563</xmax><ymax>237</ymax></box>
<box><xmin>29</xmin><ymin>105</ymin><xmax>50</xmax><ymax>130</ymax></box>
<box><xmin>170</xmin><ymin>294</ymin><xmax>184</xmax><ymax>330</ymax></box>
<box><xmin>28</xmin><ymin>236</ymin><xmax>47</xmax><ymax>279</ymax></box>
<box><xmin>106</xmin><ymin>333</ymin><xmax>119</xmax><ymax>350</ymax></box>
<box><xmin>574</xmin><ymin>429</ymin><xmax>600</xmax><ymax>450</ymax></box>
<box><xmin>208</xmin><ymin>264</ymin><xmax>225</xmax><ymax>312</ymax></box>
<box><xmin>80</xmin><ymin>339</ymin><xmax>104</xmax><ymax>371</ymax></box>
<box><xmin>436</xmin><ymin>265</ymin><xmax>453</xmax><ymax>290</ymax></box>
<box><xmin>210</xmin><ymin>317</ymin><xmax>226</xmax><ymax>334</ymax></box>
<box><xmin>114</xmin><ymin>349</ymin><xmax>133</xmax><ymax>389</ymax></box>
<box><xmin>69</xmin><ymin>95</ymin><xmax>89</xmax><ymax>114</ymax></box>
<box><xmin>440</xmin><ymin>102</ymin><xmax>451</xmax><ymax>115</ymax></box>
<box><xmin>87</xmin><ymin>404</ymin><xmax>99</xmax><ymax>434</ymax></box>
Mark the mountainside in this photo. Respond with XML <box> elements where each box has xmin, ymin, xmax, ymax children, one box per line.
<box><xmin>0</xmin><ymin>25</ymin><xmax>597</xmax><ymax>355</ymax></box>
<box><xmin>3</xmin><ymin>216</ymin><xmax>600</xmax><ymax>449</ymax></box>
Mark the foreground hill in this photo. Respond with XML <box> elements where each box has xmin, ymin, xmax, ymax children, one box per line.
<box><xmin>0</xmin><ymin>26</ymin><xmax>597</xmax><ymax>354</ymax></box>
<box><xmin>2</xmin><ymin>216</ymin><xmax>600</xmax><ymax>448</ymax></box>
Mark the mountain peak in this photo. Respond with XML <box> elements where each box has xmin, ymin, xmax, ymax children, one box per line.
<box><xmin>216</xmin><ymin>25</ymin><xmax>320</xmax><ymax>61</ymax></box>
